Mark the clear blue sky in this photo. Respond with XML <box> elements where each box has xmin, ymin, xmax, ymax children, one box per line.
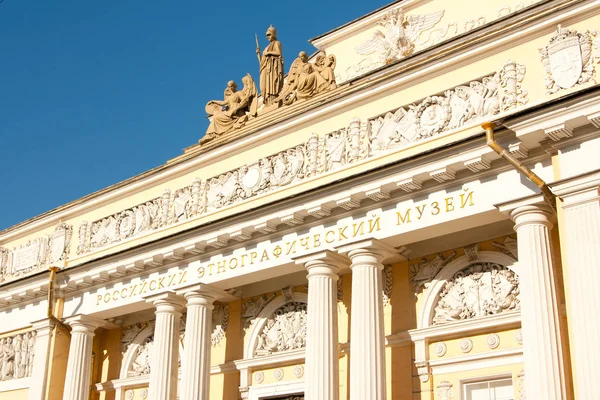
<box><xmin>0</xmin><ymin>0</ymin><xmax>392</xmax><ymax>231</ymax></box>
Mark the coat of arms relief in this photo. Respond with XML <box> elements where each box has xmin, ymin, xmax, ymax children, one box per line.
<box><xmin>540</xmin><ymin>25</ymin><xmax>595</xmax><ymax>94</ymax></box>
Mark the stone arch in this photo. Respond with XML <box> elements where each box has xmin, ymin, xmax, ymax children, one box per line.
<box><xmin>244</xmin><ymin>292</ymin><xmax>308</xmax><ymax>359</ymax></box>
<box><xmin>418</xmin><ymin>251</ymin><xmax>518</xmax><ymax>329</ymax></box>
<box><xmin>119</xmin><ymin>322</ymin><xmax>185</xmax><ymax>379</ymax></box>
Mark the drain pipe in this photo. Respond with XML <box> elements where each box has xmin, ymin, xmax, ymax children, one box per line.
<box><xmin>482</xmin><ymin>122</ymin><xmax>556</xmax><ymax>213</ymax></box>
<box><xmin>47</xmin><ymin>266</ymin><xmax>70</xmax><ymax>335</ymax></box>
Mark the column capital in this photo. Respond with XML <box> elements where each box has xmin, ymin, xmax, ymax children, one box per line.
<box><xmin>510</xmin><ymin>204</ymin><xmax>554</xmax><ymax>230</ymax></box>
<box><xmin>549</xmin><ymin>170</ymin><xmax>600</xmax><ymax>208</ymax></box>
<box><xmin>30</xmin><ymin>318</ymin><xmax>55</xmax><ymax>334</ymax></box>
<box><xmin>293</xmin><ymin>250</ymin><xmax>348</xmax><ymax>278</ymax></box>
<box><xmin>145</xmin><ymin>292</ymin><xmax>186</xmax><ymax>314</ymax></box>
<box><xmin>63</xmin><ymin>314</ymin><xmax>105</xmax><ymax>333</ymax></box>
<box><xmin>337</xmin><ymin>238</ymin><xmax>398</xmax><ymax>265</ymax></box>
<box><xmin>175</xmin><ymin>283</ymin><xmax>236</xmax><ymax>303</ymax></box>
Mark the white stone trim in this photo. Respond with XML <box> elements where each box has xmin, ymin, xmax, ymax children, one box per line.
<box><xmin>0</xmin><ymin>377</ymin><xmax>31</xmax><ymax>392</ymax></box>
<box><xmin>244</xmin><ymin>293</ymin><xmax>308</xmax><ymax>359</ymax></box>
<box><xmin>248</xmin><ymin>380</ymin><xmax>305</xmax><ymax>400</ymax></box>
<box><xmin>430</xmin><ymin>348</ymin><xmax>523</xmax><ymax>375</ymax></box>
<box><xmin>418</xmin><ymin>251</ymin><xmax>518</xmax><ymax>329</ymax></box>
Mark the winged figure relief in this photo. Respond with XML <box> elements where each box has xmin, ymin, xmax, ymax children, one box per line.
<box><xmin>355</xmin><ymin>8</ymin><xmax>445</xmax><ymax>65</ymax></box>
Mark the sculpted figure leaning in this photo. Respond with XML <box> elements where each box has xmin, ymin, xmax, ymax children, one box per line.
<box><xmin>277</xmin><ymin>51</ymin><xmax>337</xmax><ymax>105</ymax></box>
<box><xmin>202</xmin><ymin>74</ymin><xmax>258</xmax><ymax>143</ymax></box>
<box><xmin>257</xmin><ymin>26</ymin><xmax>284</xmax><ymax>106</ymax></box>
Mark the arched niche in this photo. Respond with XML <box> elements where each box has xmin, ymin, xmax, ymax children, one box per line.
<box><xmin>119</xmin><ymin>322</ymin><xmax>185</xmax><ymax>379</ymax></box>
<box><xmin>244</xmin><ymin>292</ymin><xmax>308</xmax><ymax>359</ymax></box>
<box><xmin>418</xmin><ymin>251</ymin><xmax>518</xmax><ymax>329</ymax></box>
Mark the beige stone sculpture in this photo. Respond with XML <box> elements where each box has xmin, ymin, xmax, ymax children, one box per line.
<box><xmin>202</xmin><ymin>74</ymin><xmax>258</xmax><ymax>143</ymax></box>
<box><xmin>257</xmin><ymin>26</ymin><xmax>284</xmax><ymax>107</ymax></box>
<box><xmin>277</xmin><ymin>51</ymin><xmax>337</xmax><ymax>105</ymax></box>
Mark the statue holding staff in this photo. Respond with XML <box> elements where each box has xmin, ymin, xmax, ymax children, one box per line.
<box><xmin>256</xmin><ymin>25</ymin><xmax>284</xmax><ymax>106</ymax></box>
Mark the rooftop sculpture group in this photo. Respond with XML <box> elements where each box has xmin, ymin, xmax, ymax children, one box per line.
<box><xmin>202</xmin><ymin>26</ymin><xmax>337</xmax><ymax>143</ymax></box>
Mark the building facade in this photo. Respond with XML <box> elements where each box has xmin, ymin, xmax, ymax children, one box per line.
<box><xmin>1</xmin><ymin>0</ymin><xmax>600</xmax><ymax>399</ymax></box>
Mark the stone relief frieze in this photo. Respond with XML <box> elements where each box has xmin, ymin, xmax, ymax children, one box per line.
<box><xmin>0</xmin><ymin>330</ymin><xmax>36</xmax><ymax>381</ymax></box>
<box><xmin>540</xmin><ymin>26</ymin><xmax>595</xmax><ymax>94</ymax></box>
<box><xmin>0</xmin><ymin>223</ymin><xmax>72</xmax><ymax>284</ymax></box>
<box><xmin>339</xmin><ymin>2</ymin><xmax>535</xmax><ymax>83</ymax></box>
<box><xmin>354</xmin><ymin>9</ymin><xmax>445</xmax><ymax>67</ymax></box>
<box><xmin>433</xmin><ymin>262</ymin><xmax>520</xmax><ymax>325</ymax></box>
<box><xmin>409</xmin><ymin>252</ymin><xmax>457</xmax><ymax>295</ymax></box>
<box><xmin>493</xmin><ymin>236</ymin><xmax>518</xmax><ymax>260</ymax></box>
<box><xmin>69</xmin><ymin>60</ymin><xmax>527</xmax><ymax>260</ymax></box>
<box><xmin>254</xmin><ymin>301</ymin><xmax>307</xmax><ymax>356</ymax></box>
<box><xmin>121</xmin><ymin>317</ymin><xmax>185</xmax><ymax>377</ymax></box>
<box><xmin>382</xmin><ymin>265</ymin><xmax>392</xmax><ymax>307</ymax></box>
<box><xmin>241</xmin><ymin>294</ymin><xmax>277</xmax><ymax>328</ymax></box>
<box><xmin>211</xmin><ymin>303</ymin><xmax>228</xmax><ymax>346</ymax></box>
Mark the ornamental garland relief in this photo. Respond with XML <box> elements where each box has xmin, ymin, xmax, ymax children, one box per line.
<box><xmin>0</xmin><ymin>330</ymin><xmax>36</xmax><ymax>381</ymax></box>
<box><xmin>254</xmin><ymin>301</ymin><xmax>307</xmax><ymax>356</ymax></box>
<box><xmin>0</xmin><ymin>223</ymin><xmax>72</xmax><ymax>284</ymax></box>
<box><xmin>432</xmin><ymin>262</ymin><xmax>520</xmax><ymax>325</ymax></box>
<box><xmin>69</xmin><ymin>59</ymin><xmax>527</xmax><ymax>260</ymax></box>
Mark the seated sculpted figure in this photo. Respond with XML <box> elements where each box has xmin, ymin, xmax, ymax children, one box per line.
<box><xmin>202</xmin><ymin>74</ymin><xmax>258</xmax><ymax>144</ymax></box>
<box><xmin>277</xmin><ymin>51</ymin><xmax>337</xmax><ymax>105</ymax></box>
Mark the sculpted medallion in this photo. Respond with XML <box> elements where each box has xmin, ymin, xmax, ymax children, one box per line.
<box><xmin>432</xmin><ymin>262</ymin><xmax>520</xmax><ymax>325</ymax></box>
<box><xmin>254</xmin><ymin>302</ymin><xmax>307</xmax><ymax>356</ymax></box>
<box><xmin>540</xmin><ymin>25</ymin><xmax>594</xmax><ymax>93</ymax></box>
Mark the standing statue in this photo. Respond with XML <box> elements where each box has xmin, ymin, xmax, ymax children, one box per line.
<box><xmin>277</xmin><ymin>51</ymin><xmax>337</xmax><ymax>105</ymax></box>
<box><xmin>257</xmin><ymin>25</ymin><xmax>284</xmax><ymax>106</ymax></box>
<box><xmin>202</xmin><ymin>74</ymin><xmax>258</xmax><ymax>142</ymax></box>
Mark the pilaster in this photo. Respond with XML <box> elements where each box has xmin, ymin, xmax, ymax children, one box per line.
<box><xmin>28</xmin><ymin>319</ymin><xmax>55</xmax><ymax>400</ymax></box>
<box><xmin>552</xmin><ymin>171</ymin><xmax>600</xmax><ymax>398</ymax></box>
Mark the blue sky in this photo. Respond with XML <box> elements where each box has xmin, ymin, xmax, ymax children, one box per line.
<box><xmin>0</xmin><ymin>0</ymin><xmax>391</xmax><ymax>231</ymax></box>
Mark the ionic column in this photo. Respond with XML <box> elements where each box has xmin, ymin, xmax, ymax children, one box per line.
<box><xmin>146</xmin><ymin>292</ymin><xmax>186</xmax><ymax>400</ymax></box>
<box><xmin>554</xmin><ymin>180</ymin><xmax>600</xmax><ymax>398</ymax></box>
<box><xmin>339</xmin><ymin>239</ymin><xmax>393</xmax><ymax>400</ymax></box>
<box><xmin>178</xmin><ymin>288</ymin><xmax>215</xmax><ymax>400</ymax></box>
<box><xmin>28</xmin><ymin>319</ymin><xmax>54</xmax><ymax>400</ymax></box>
<box><xmin>295</xmin><ymin>251</ymin><xmax>346</xmax><ymax>400</ymax></box>
<box><xmin>62</xmin><ymin>315</ymin><xmax>105</xmax><ymax>400</ymax></box>
<box><xmin>511</xmin><ymin>205</ymin><xmax>567</xmax><ymax>400</ymax></box>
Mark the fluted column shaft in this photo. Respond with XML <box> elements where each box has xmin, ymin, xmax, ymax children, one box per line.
<box><xmin>348</xmin><ymin>248</ymin><xmax>386</xmax><ymax>400</ymax></box>
<box><xmin>511</xmin><ymin>205</ymin><xmax>567</xmax><ymax>400</ymax></box>
<box><xmin>559</xmin><ymin>186</ymin><xmax>600</xmax><ymax>398</ymax></box>
<box><xmin>304</xmin><ymin>257</ymin><xmax>341</xmax><ymax>400</ymax></box>
<box><xmin>62</xmin><ymin>315</ymin><xmax>104</xmax><ymax>400</ymax></box>
<box><xmin>180</xmin><ymin>292</ymin><xmax>215</xmax><ymax>400</ymax></box>
<box><xmin>147</xmin><ymin>293</ymin><xmax>186</xmax><ymax>400</ymax></box>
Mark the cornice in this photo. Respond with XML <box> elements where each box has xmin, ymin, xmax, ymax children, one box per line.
<box><xmin>0</xmin><ymin>0</ymin><xmax>590</xmax><ymax>243</ymax></box>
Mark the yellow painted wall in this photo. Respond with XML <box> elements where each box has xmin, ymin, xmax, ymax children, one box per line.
<box><xmin>0</xmin><ymin>388</ymin><xmax>28</xmax><ymax>400</ymax></box>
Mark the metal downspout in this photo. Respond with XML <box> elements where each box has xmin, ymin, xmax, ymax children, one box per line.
<box><xmin>481</xmin><ymin>122</ymin><xmax>556</xmax><ymax>213</ymax></box>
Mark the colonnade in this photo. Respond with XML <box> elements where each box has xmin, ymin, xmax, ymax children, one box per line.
<box><xmin>55</xmin><ymin>198</ymin><xmax>600</xmax><ymax>400</ymax></box>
